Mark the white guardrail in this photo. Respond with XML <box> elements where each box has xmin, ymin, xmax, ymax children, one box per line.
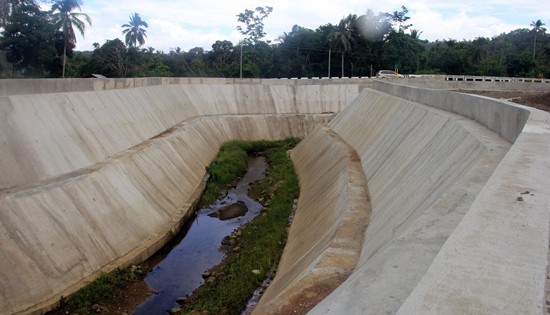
<box><xmin>276</xmin><ymin>75</ymin><xmax>550</xmax><ymax>83</ymax></box>
<box><xmin>444</xmin><ymin>75</ymin><xmax>550</xmax><ymax>84</ymax></box>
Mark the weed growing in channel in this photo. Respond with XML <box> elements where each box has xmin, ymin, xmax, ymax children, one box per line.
<box><xmin>182</xmin><ymin>138</ymin><xmax>300</xmax><ymax>314</ymax></box>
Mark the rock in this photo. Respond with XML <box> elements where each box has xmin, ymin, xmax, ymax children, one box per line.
<box><xmin>176</xmin><ymin>296</ymin><xmax>187</xmax><ymax>304</ymax></box>
<box><xmin>202</xmin><ymin>270</ymin><xmax>212</xmax><ymax>279</ymax></box>
<box><xmin>208</xmin><ymin>202</ymin><xmax>248</xmax><ymax>220</ymax></box>
<box><xmin>221</xmin><ymin>236</ymin><xmax>229</xmax><ymax>245</ymax></box>
<box><xmin>517</xmin><ymin>196</ymin><xmax>524</xmax><ymax>201</ymax></box>
<box><xmin>130</xmin><ymin>264</ymin><xmax>143</xmax><ymax>275</ymax></box>
<box><xmin>252</xmin><ymin>269</ymin><xmax>261</xmax><ymax>275</ymax></box>
<box><xmin>92</xmin><ymin>304</ymin><xmax>105</xmax><ymax>313</ymax></box>
<box><xmin>170</xmin><ymin>306</ymin><xmax>182</xmax><ymax>314</ymax></box>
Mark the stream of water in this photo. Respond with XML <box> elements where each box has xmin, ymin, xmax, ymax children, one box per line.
<box><xmin>133</xmin><ymin>156</ymin><xmax>267</xmax><ymax>315</ymax></box>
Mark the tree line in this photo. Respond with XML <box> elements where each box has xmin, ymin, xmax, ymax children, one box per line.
<box><xmin>0</xmin><ymin>2</ymin><xmax>548</xmax><ymax>79</ymax></box>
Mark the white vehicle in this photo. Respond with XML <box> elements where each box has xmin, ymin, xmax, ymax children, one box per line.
<box><xmin>376</xmin><ymin>70</ymin><xmax>404</xmax><ymax>78</ymax></box>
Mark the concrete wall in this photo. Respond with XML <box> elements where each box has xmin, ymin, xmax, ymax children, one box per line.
<box><xmin>373</xmin><ymin>80</ymin><xmax>531</xmax><ymax>142</ymax></box>
<box><xmin>0</xmin><ymin>77</ymin><xmax>372</xmax><ymax>96</ymax></box>
<box><xmin>0</xmin><ymin>80</ymin><xmax>365</xmax><ymax>190</ymax></box>
<box><xmin>255</xmin><ymin>87</ymin><xmax>514</xmax><ymax>314</ymax></box>
<box><xmin>0</xmin><ymin>79</ymin><xmax>366</xmax><ymax>315</ymax></box>
<box><xmin>253</xmin><ymin>124</ymin><xmax>370</xmax><ymax>314</ymax></box>
<box><xmin>1</xmin><ymin>77</ymin><xmax>549</xmax><ymax>315</ymax></box>
<box><xmin>372</xmin><ymin>82</ymin><xmax>550</xmax><ymax>314</ymax></box>
<box><xmin>378</xmin><ymin>76</ymin><xmax>550</xmax><ymax>92</ymax></box>
<box><xmin>305</xmin><ymin>83</ymin><xmax>550</xmax><ymax>314</ymax></box>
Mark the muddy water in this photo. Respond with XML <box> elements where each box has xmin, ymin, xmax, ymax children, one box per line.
<box><xmin>133</xmin><ymin>157</ymin><xmax>267</xmax><ymax>315</ymax></box>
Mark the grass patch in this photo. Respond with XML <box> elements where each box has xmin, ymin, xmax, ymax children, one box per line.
<box><xmin>182</xmin><ymin>138</ymin><xmax>301</xmax><ymax>314</ymax></box>
<box><xmin>199</xmin><ymin>138</ymin><xmax>300</xmax><ymax>208</ymax></box>
<box><xmin>60</xmin><ymin>269</ymin><xmax>137</xmax><ymax>314</ymax></box>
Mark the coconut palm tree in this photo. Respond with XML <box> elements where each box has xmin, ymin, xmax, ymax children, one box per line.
<box><xmin>51</xmin><ymin>0</ymin><xmax>91</xmax><ymax>78</ymax></box>
<box><xmin>122</xmin><ymin>12</ymin><xmax>148</xmax><ymax>47</ymax></box>
<box><xmin>531</xmin><ymin>19</ymin><xmax>546</xmax><ymax>61</ymax></box>
<box><xmin>329</xmin><ymin>16</ymin><xmax>355</xmax><ymax>77</ymax></box>
<box><xmin>410</xmin><ymin>29</ymin><xmax>423</xmax><ymax>40</ymax></box>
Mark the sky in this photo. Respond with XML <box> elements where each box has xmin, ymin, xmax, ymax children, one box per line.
<box><xmin>71</xmin><ymin>0</ymin><xmax>550</xmax><ymax>52</ymax></box>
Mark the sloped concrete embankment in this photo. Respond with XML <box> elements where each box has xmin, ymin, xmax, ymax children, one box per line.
<box><xmin>0</xmin><ymin>80</ymin><xmax>365</xmax><ymax>315</ymax></box>
<box><xmin>376</xmin><ymin>82</ymin><xmax>550</xmax><ymax>314</ymax></box>
<box><xmin>259</xmin><ymin>81</ymin><xmax>550</xmax><ymax>314</ymax></box>
<box><xmin>0</xmin><ymin>80</ymin><xmax>363</xmax><ymax>191</ymax></box>
<box><xmin>252</xmin><ymin>123</ymin><xmax>371</xmax><ymax>314</ymax></box>
<box><xmin>255</xmin><ymin>83</ymin><xmax>547</xmax><ymax>314</ymax></box>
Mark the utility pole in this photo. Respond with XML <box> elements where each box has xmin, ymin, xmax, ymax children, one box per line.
<box><xmin>240</xmin><ymin>44</ymin><xmax>243</xmax><ymax>79</ymax></box>
<box><xmin>328</xmin><ymin>49</ymin><xmax>331</xmax><ymax>78</ymax></box>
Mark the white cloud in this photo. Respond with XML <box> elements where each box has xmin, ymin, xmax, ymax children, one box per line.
<box><xmin>74</xmin><ymin>0</ymin><xmax>550</xmax><ymax>51</ymax></box>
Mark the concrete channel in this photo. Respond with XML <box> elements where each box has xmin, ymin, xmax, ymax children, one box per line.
<box><xmin>0</xmin><ymin>77</ymin><xmax>548</xmax><ymax>314</ymax></box>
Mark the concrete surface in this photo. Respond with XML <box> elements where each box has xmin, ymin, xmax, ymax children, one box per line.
<box><xmin>379</xmin><ymin>76</ymin><xmax>550</xmax><ymax>92</ymax></box>
<box><xmin>0</xmin><ymin>79</ymin><xmax>365</xmax><ymax>315</ymax></box>
<box><xmin>306</xmin><ymin>82</ymin><xmax>550</xmax><ymax>314</ymax></box>
<box><xmin>252</xmin><ymin>124</ymin><xmax>371</xmax><ymax>314</ymax></box>
<box><xmin>0</xmin><ymin>77</ymin><xmax>549</xmax><ymax>315</ymax></box>
<box><xmin>0</xmin><ymin>80</ymin><xmax>364</xmax><ymax>190</ymax></box>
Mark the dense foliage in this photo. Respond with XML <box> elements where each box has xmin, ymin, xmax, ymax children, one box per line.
<box><xmin>0</xmin><ymin>2</ymin><xmax>548</xmax><ymax>78</ymax></box>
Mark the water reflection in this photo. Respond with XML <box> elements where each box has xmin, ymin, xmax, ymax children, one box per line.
<box><xmin>133</xmin><ymin>157</ymin><xmax>267</xmax><ymax>315</ymax></box>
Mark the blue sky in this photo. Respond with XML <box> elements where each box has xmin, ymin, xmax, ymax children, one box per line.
<box><xmin>72</xmin><ymin>0</ymin><xmax>550</xmax><ymax>52</ymax></box>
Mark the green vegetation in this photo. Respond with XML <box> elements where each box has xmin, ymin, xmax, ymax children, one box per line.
<box><xmin>122</xmin><ymin>12</ymin><xmax>148</xmax><ymax>48</ymax></box>
<box><xmin>51</xmin><ymin>0</ymin><xmax>92</xmax><ymax>78</ymax></box>
<box><xmin>183</xmin><ymin>138</ymin><xmax>300</xmax><ymax>314</ymax></box>
<box><xmin>0</xmin><ymin>3</ymin><xmax>548</xmax><ymax>78</ymax></box>
<box><xmin>60</xmin><ymin>269</ymin><xmax>137</xmax><ymax>314</ymax></box>
<box><xmin>199</xmin><ymin>138</ymin><xmax>299</xmax><ymax>207</ymax></box>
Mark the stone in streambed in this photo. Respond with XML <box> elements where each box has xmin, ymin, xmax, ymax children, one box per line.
<box><xmin>208</xmin><ymin>202</ymin><xmax>248</xmax><ymax>220</ymax></box>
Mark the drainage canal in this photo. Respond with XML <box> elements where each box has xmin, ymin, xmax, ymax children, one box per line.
<box><xmin>133</xmin><ymin>156</ymin><xmax>267</xmax><ymax>315</ymax></box>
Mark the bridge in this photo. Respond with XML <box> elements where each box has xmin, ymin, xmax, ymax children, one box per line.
<box><xmin>0</xmin><ymin>77</ymin><xmax>548</xmax><ymax>314</ymax></box>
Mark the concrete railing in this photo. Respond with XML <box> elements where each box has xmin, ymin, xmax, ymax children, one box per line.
<box><xmin>376</xmin><ymin>76</ymin><xmax>550</xmax><ymax>92</ymax></box>
<box><xmin>372</xmin><ymin>80</ymin><xmax>533</xmax><ymax>142</ymax></box>
<box><xmin>445</xmin><ymin>74</ymin><xmax>550</xmax><ymax>84</ymax></box>
<box><xmin>0</xmin><ymin>77</ymin><xmax>372</xmax><ymax>96</ymax></box>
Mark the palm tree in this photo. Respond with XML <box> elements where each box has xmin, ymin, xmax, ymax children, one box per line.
<box><xmin>329</xmin><ymin>16</ymin><xmax>354</xmax><ymax>77</ymax></box>
<box><xmin>122</xmin><ymin>13</ymin><xmax>148</xmax><ymax>47</ymax></box>
<box><xmin>530</xmin><ymin>19</ymin><xmax>546</xmax><ymax>61</ymax></box>
<box><xmin>51</xmin><ymin>0</ymin><xmax>91</xmax><ymax>78</ymax></box>
<box><xmin>410</xmin><ymin>29</ymin><xmax>423</xmax><ymax>40</ymax></box>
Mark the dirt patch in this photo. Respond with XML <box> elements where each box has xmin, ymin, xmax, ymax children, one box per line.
<box><xmin>275</xmin><ymin>276</ymin><xmax>343</xmax><ymax>315</ymax></box>
<box><xmin>461</xmin><ymin>90</ymin><xmax>550</xmax><ymax>112</ymax></box>
<box><xmin>46</xmin><ymin>274</ymin><xmax>153</xmax><ymax>315</ymax></box>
